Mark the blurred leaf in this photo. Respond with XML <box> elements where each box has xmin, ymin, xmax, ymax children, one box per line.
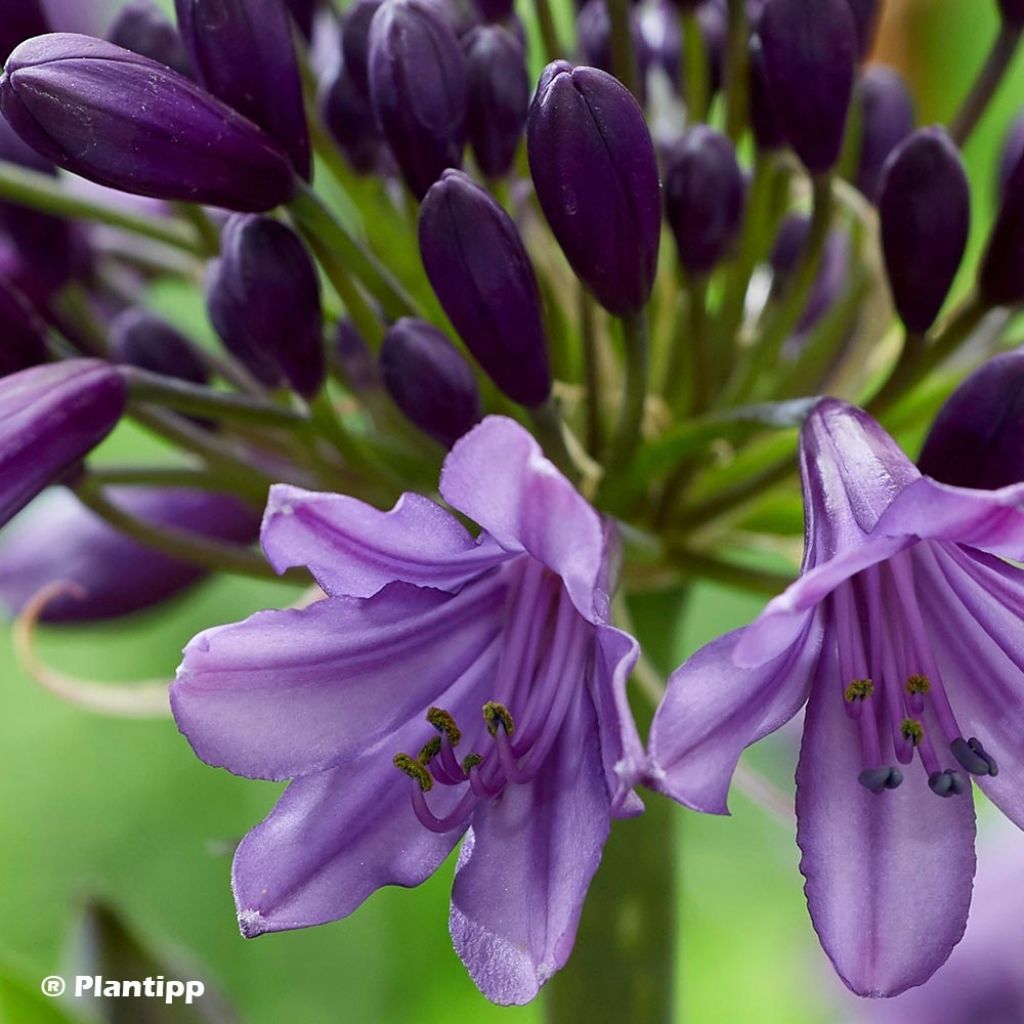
<box><xmin>0</xmin><ymin>963</ymin><xmax>85</xmax><ymax>1024</ymax></box>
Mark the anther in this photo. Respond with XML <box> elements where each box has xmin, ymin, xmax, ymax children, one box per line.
<box><xmin>418</xmin><ymin>737</ymin><xmax>441</xmax><ymax>764</ymax></box>
<box><xmin>461</xmin><ymin>752</ymin><xmax>483</xmax><ymax>772</ymax></box>
<box><xmin>951</xmin><ymin>737</ymin><xmax>991</xmax><ymax>776</ymax></box>
<box><xmin>844</xmin><ymin>679</ymin><xmax>874</xmax><ymax>702</ymax></box>
<box><xmin>426</xmin><ymin>707</ymin><xmax>462</xmax><ymax>745</ymax></box>
<box><xmin>928</xmin><ymin>768</ymin><xmax>967</xmax><ymax>798</ymax></box>
<box><xmin>900</xmin><ymin>718</ymin><xmax>924</xmax><ymax>747</ymax></box>
<box><xmin>393</xmin><ymin>753</ymin><xmax>434</xmax><ymax>791</ymax></box>
<box><xmin>905</xmin><ymin>673</ymin><xmax>930</xmax><ymax>713</ymax></box>
<box><xmin>483</xmin><ymin>701</ymin><xmax>516</xmax><ymax>736</ymax></box>
<box><xmin>857</xmin><ymin>766</ymin><xmax>902</xmax><ymax>794</ymax></box>
<box><xmin>968</xmin><ymin>737</ymin><xmax>998</xmax><ymax>777</ymax></box>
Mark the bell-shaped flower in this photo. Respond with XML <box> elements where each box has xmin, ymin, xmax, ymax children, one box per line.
<box><xmin>171</xmin><ymin>416</ymin><xmax>644</xmax><ymax>1006</ymax></box>
<box><xmin>650</xmin><ymin>396</ymin><xmax>1024</xmax><ymax>998</ymax></box>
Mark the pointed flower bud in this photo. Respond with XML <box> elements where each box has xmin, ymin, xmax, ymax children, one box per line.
<box><xmin>380</xmin><ymin>319</ymin><xmax>481</xmax><ymax>447</ymax></box>
<box><xmin>1</xmin><ymin>0</ymin><xmax>49</xmax><ymax>64</ymax></box>
<box><xmin>368</xmin><ymin>0</ymin><xmax>467</xmax><ymax>200</ymax></box>
<box><xmin>664</xmin><ymin>126</ymin><xmax>745</xmax><ymax>276</ymax></box>
<box><xmin>759</xmin><ymin>0</ymin><xmax>857</xmax><ymax>174</ymax></box>
<box><xmin>109</xmin><ymin>308</ymin><xmax>209</xmax><ymax>386</ymax></box>
<box><xmin>0</xmin><ymin>359</ymin><xmax>126</xmax><ymax>529</ymax></box>
<box><xmin>856</xmin><ymin>65</ymin><xmax>915</xmax><ymax>202</ymax></box>
<box><xmin>749</xmin><ymin>34</ymin><xmax>784</xmax><ymax>151</ymax></box>
<box><xmin>527</xmin><ymin>61</ymin><xmax>661</xmax><ymax>315</ymax></box>
<box><xmin>175</xmin><ymin>0</ymin><xmax>310</xmax><ymax>179</ymax></box>
<box><xmin>462</xmin><ymin>26</ymin><xmax>528</xmax><ymax>180</ymax></box>
<box><xmin>321</xmin><ymin>65</ymin><xmax>382</xmax><ymax>175</ymax></box>
<box><xmin>108</xmin><ymin>0</ymin><xmax>193</xmax><ymax>77</ymax></box>
<box><xmin>207</xmin><ymin>216</ymin><xmax>325</xmax><ymax>397</ymax></box>
<box><xmin>0</xmin><ymin>276</ymin><xmax>47</xmax><ymax>377</ymax></box>
<box><xmin>918</xmin><ymin>350</ymin><xmax>1024</xmax><ymax>490</ymax></box>
<box><xmin>981</xmin><ymin>145</ymin><xmax>1024</xmax><ymax>308</ymax></box>
<box><xmin>1</xmin><ymin>34</ymin><xmax>295</xmax><ymax>212</ymax></box>
<box><xmin>419</xmin><ymin>170</ymin><xmax>550</xmax><ymax>406</ymax></box>
<box><xmin>879</xmin><ymin>127</ymin><xmax>969</xmax><ymax>334</ymax></box>
<box><xmin>342</xmin><ymin>0</ymin><xmax>383</xmax><ymax>96</ymax></box>
<box><xmin>847</xmin><ymin>0</ymin><xmax>881</xmax><ymax>60</ymax></box>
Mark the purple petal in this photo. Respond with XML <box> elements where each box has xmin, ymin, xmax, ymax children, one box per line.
<box><xmin>261</xmin><ymin>485</ymin><xmax>508</xmax><ymax>598</ymax></box>
<box><xmin>440</xmin><ymin>416</ymin><xmax>607</xmax><ymax>622</ymax></box>
<box><xmin>650</xmin><ymin>620</ymin><xmax>821</xmax><ymax>814</ymax></box>
<box><xmin>797</xmin><ymin>626</ymin><xmax>976</xmax><ymax>997</ymax></box>
<box><xmin>171</xmin><ymin>577</ymin><xmax>505</xmax><ymax>781</ymax></box>
<box><xmin>450</xmin><ymin>684</ymin><xmax>610</xmax><ymax>1005</ymax></box>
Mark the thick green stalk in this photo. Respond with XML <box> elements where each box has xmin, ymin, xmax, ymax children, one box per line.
<box><xmin>681</xmin><ymin>10</ymin><xmax>709</xmax><ymax>122</ymax></box>
<box><xmin>533</xmin><ymin>0</ymin><xmax>562</xmax><ymax>62</ymax></box>
<box><xmin>529</xmin><ymin>398</ymin><xmax>580</xmax><ymax>483</ymax></box>
<box><xmin>580</xmin><ymin>288</ymin><xmax>605</xmax><ymax>459</ymax></box>
<box><xmin>724</xmin><ymin>0</ymin><xmax>750</xmax><ymax>142</ymax></box>
<box><xmin>605</xmin><ymin>310</ymin><xmax>650</xmax><ymax>476</ymax></box>
<box><xmin>608</xmin><ymin>0</ymin><xmax>640</xmax><ymax>98</ymax></box>
<box><xmin>949</xmin><ymin>23</ymin><xmax>1023</xmax><ymax>147</ymax></box>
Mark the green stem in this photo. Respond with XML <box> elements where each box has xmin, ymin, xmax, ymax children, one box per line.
<box><xmin>580</xmin><ymin>288</ymin><xmax>604</xmax><ymax>459</ymax></box>
<box><xmin>686</xmin><ymin>275</ymin><xmax>711</xmax><ymax>414</ymax></box>
<box><xmin>608</xmin><ymin>0</ymin><xmax>639</xmax><ymax>98</ymax></box>
<box><xmin>606</xmin><ymin>310</ymin><xmax>650</xmax><ymax>475</ymax></box>
<box><xmin>87</xmin><ymin>465</ymin><xmax>249</xmax><ymax>493</ymax></box>
<box><xmin>172</xmin><ymin>202</ymin><xmax>222</xmax><ymax>255</ymax></box>
<box><xmin>0</xmin><ymin>163</ymin><xmax>203</xmax><ymax>254</ymax></box>
<box><xmin>683</xmin><ymin>449</ymin><xmax>797</xmax><ymax>530</ymax></box>
<box><xmin>681</xmin><ymin>9</ymin><xmax>709</xmax><ymax>122</ymax></box>
<box><xmin>666</xmin><ymin>548</ymin><xmax>795</xmax><ymax>595</ymax></box>
<box><xmin>949</xmin><ymin>23</ymin><xmax>1023</xmax><ymax>147</ymax></box>
<box><xmin>724</xmin><ymin>0</ymin><xmax>750</xmax><ymax>142</ymax></box>
<box><xmin>529</xmin><ymin>398</ymin><xmax>580</xmax><ymax>483</ymax></box>
<box><xmin>533</xmin><ymin>0</ymin><xmax>561</xmax><ymax>62</ymax></box>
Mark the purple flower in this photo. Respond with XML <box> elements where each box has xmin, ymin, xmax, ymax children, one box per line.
<box><xmin>171</xmin><ymin>416</ymin><xmax>643</xmax><ymax>1005</ymax></box>
<box><xmin>650</xmin><ymin>397</ymin><xmax>1024</xmax><ymax>996</ymax></box>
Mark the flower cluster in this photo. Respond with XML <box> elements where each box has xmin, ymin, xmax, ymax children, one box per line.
<box><xmin>1</xmin><ymin>0</ymin><xmax>1024</xmax><ymax>1012</ymax></box>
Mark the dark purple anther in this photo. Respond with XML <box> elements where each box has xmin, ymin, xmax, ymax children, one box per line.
<box><xmin>368</xmin><ymin>0</ymin><xmax>467</xmax><ymax>200</ymax></box>
<box><xmin>380</xmin><ymin>318</ymin><xmax>481</xmax><ymax>447</ymax></box>
<box><xmin>999</xmin><ymin>0</ymin><xmax>1024</xmax><ymax>27</ymax></box>
<box><xmin>759</xmin><ymin>0</ymin><xmax>858</xmax><ymax>175</ymax></box>
<box><xmin>463</xmin><ymin>26</ymin><xmax>529</xmax><ymax>180</ymax></box>
<box><xmin>0</xmin><ymin>359</ymin><xmax>126</xmax><ymax>529</ymax></box>
<box><xmin>108</xmin><ymin>0</ymin><xmax>193</xmax><ymax>77</ymax></box>
<box><xmin>855</xmin><ymin>65</ymin><xmax>915</xmax><ymax>202</ymax></box>
<box><xmin>0</xmin><ymin>276</ymin><xmax>47</xmax><ymax>377</ymax></box>
<box><xmin>999</xmin><ymin>113</ymin><xmax>1024</xmax><ymax>198</ymax></box>
<box><xmin>175</xmin><ymin>0</ymin><xmax>310</xmax><ymax>179</ymax></box>
<box><xmin>878</xmin><ymin>127</ymin><xmax>969</xmax><ymax>335</ymax></box>
<box><xmin>847</xmin><ymin>0</ymin><xmax>880</xmax><ymax>59</ymax></box>
<box><xmin>749</xmin><ymin>35</ymin><xmax>784</xmax><ymax>151</ymax></box>
<box><xmin>527</xmin><ymin>61</ymin><xmax>661</xmax><ymax>316</ymax></box>
<box><xmin>207</xmin><ymin>215</ymin><xmax>325</xmax><ymax>398</ymax></box>
<box><xmin>664</xmin><ymin>126</ymin><xmax>745</xmax><ymax>277</ymax></box>
<box><xmin>1</xmin><ymin>35</ymin><xmax>295</xmax><ymax>212</ymax></box>
<box><xmin>419</xmin><ymin>169</ymin><xmax>550</xmax><ymax>406</ymax></box>
<box><xmin>1</xmin><ymin>0</ymin><xmax>49</xmax><ymax>63</ymax></box>
<box><xmin>341</xmin><ymin>0</ymin><xmax>382</xmax><ymax>96</ymax></box>
<box><xmin>918</xmin><ymin>349</ymin><xmax>1024</xmax><ymax>490</ymax></box>
<box><xmin>981</xmin><ymin>150</ymin><xmax>1024</xmax><ymax>308</ymax></box>
<box><xmin>109</xmin><ymin>308</ymin><xmax>209</xmax><ymax>387</ymax></box>
<box><xmin>321</xmin><ymin>66</ymin><xmax>382</xmax><ymax>175</ymax></box>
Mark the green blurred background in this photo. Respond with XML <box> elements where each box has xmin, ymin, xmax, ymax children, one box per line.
<box><xmin>1</xmin><ymin>1</ymin><xmax>1022</xmax><ymax>1021</ymax></box>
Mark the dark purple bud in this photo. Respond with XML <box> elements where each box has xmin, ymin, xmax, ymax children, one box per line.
<box><xmin>108</xmin><ymin>308</ymin><xmax>209</xmax><ymax>386</ymax></box>
<box><xmin>749</xmin><ymin>34</ymin><xmax>784</xmax><ymax>150</ymax></box>
<box><xmin>999</xmin><ymin>0</ymin><xmax>1024</xmax><ymax>27</ymax></box>
<box><xmin>0</xmin><ymin>0</ymin><xmax>49</xmax><ymax>63</ymax></box>
<box><xmin>855</xmin><ymin>65</ymin><xmax>914</xmax><ymax>202</ymax></box>
<box><xmin>577</xmin><ymin>0</ymin><xmax>650</xmax><ymax>99</ymax></box>
<box><xmin>175</xmin><ymin>0</ymin><xmax>310</xmax><ymax>179</ymax></box>
<box><xmin>321</xmin><ymin>65</ymin><xmax>382</xmax><ymax>175</ymax></box>
<box><xmin>1</xmin><ymin>35</ymin><xmax>295</xmax><ymax>212</ymax></box>
<box><xmin>0</xmin><ymin>275</ymin><xmax>47</xmax><ymax>376</ymax></box>
<box><xmin>285</xmin><ymin>0</ymin><xmax>319</xmax><ymax>38</ymax></box>
<box><xmin>999</xmin><ymin>113</ymin><xmax>1024</xmax><ymax>198</ymax></box>
<box><xmin>664</xmin><ymin>127</ymin><xmax>745</xmax><ymax>276</ymax></box>
<box><xmin>878</xmin><ymin>127</ymin><xmax>969</xmax><ymax>334</ymax></box>
<box><xmin>528</xmin><ymin>61</ymin><xmax>661</xmax><ymax>315</ymax></box>
<box><xmin>463</xmin><ymin>26</ymin><xmax>528</xmax><ymax>179</ymax></box>
<box><xmin>759</xmin><ymin>0</ymin><xmax>857</xmax><ymax>175</ymax></box>
<box><xmin>0</xmin><ymin>486</ymin><xmax>259</xmax><ymax>621</ymax></box>
<box><xmin>980</xmin><ymin>150</ymin><xmax>1024</xmax><ymax>307</ymax></box>
<box><xmin>0</xmin><ymin>359</ymin><xmax>126</xmax><ymax>529</ymax></box>
<box><xmin>847</xmin><ymin>0</ymin><xmax>880</xmax><ymax>59</ymax></box>
<box><xmin>918</xmin><ymin>350</ymin><xmax>1024</xmax><ymax>489</ymax></box>
<box><xmin>108</xmin><ymin>0</ymin><xmax>193</xmax><ymax>77</ymax></box>
<box><xmin>472</xmin><ymin>0</ymin><xmax>515</xmax><ymax>22</ymax></box>
<box><xmin>207</xmin><ymin>215</ymin><xmax>325</xmax><ymax>397</ymax></box>
<box><xmin>380</xmin><ymin>318</ymin><xmax>480</xmax><ymax>446</ymax></box>
<box><xmin>419</xmin><ymin>169</ymin><xmax>550</xmax><ymax>405</ymax></box>
<box><xmin>335</xmin><ymin>317</ymin><xmax>382</xmax><ymax>393</ymax></box>
<box><xmin>342</xmin><ymin>0</ymin><xmax>382</xmax><ymax>96</ymax></box>
<box><xmin>368</xmin><ymin>0</ymin><xmax>467</xmax><ymax>200</ymax></box>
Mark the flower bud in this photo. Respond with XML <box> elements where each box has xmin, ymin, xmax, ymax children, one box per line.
<box><xmin>758</xmin><ymin>0</ymin><xmax>857</xmax><ymax>175</ymax></box>
<box><xmin>0</xmin><ymin>276</ymin><xmax>47</xmax><ymax>377</ymax></box>
<box><xmin>879</xmin><ymin>127</ymin><xmax>969</xmax><ymax>334</ymax></box>
<box><xmin>855</xmin><ymin>65</ymin><xmax>914</xmax><ymax>202</ymax></box>
<box><xmin>207</xmin><ymin>216</ymin><xmax>325</xmax><ymax>397</ymax></box>
<box><xmin>321</xmin><ymin>65</ymin><xmax>382</xmax><ymax>175</ymax></box>
<box><xmin>335</xmin><ymin>318</ymin><xmax>382</xmax><ymax>393</ymax></box>
<box><xmin>0</xmin><ymin>359</ymin><xmax>126</xmax><ymax>529</ymax></box>
<box><xmin>527</xmin><ymin>61</ymin><xmax>661</xmax><ymax>315</ymax></box>
<box><xmin>108</xmin><ymin>0</ymin><xmax>193</xmax><ymax>77</ymax></box>
<box><xmin>1</xmin><ymin>0</ymin><xmax>49</xmax><ymax>63</ymax></box>
<box><xmin>109</xmin><ymin>308</ymin><xmax>209</xmax><ymax>386</ymax></box>
<box><xmin>419</xmin><ymin>169</ymin><xmax>550</xmax><ymax>405</ymax></box>
<box><xmin>368</xmin><ymin>0</ymin><xmax>467</xmax><ymax>200</ymax></box>
<box><xmin>1</xmin><ymin>34</ymin><xmax>296</xmax><ymax>212</ymax></box>
<box><xmin>664</xmin><ymin>126</ymin><xmax>745</xmax><ymax>276</ymax></box>
<box><xmin>981</xmin><ymin>144</ymin><xmax>1024</xmax><ymax>307</ymax></box>
<box><xmin>341</xmin><ymin>0</ymin><xmax>382</xmax><ymax>96</ymax></box>
<box><xmin>380</xmin><ymin>318</ymin><xmax>481</xmax><ymax>447</ymax></box>
<box><xmin>175</xmin><ymin>0</ymin><xmax>310</xmax><ymax>179</ymax></box>
<box><xmin>748</xmin><ymin>34</ymin><xmax>784</xmax><ymax>151</ymax></box>
<box><xmin>999</xmin><ymin>0</ymin><xmax>1024</xmax><ymax>28</ymax></box>
<box><xmin>847</xmin><ymin>0</ymin><xmax>880</xmax><ymax>60</ymax></box>
<box><xmin>473</xmin><ymin>0</ymin><xmax>515</xmax><ymax>22</ymax></box>
<box><xmin>463</xmin><ymin>26</ymin><xmax>529</xmax><ymax>180</ymax></box>
<box><xmin>999</xmin><ymin>113</ymin><xmax>1024</xmax><ymax>199</ymax></box>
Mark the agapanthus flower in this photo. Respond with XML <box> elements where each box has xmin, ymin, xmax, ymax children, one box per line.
<box><xmin>650</xmin><ymin>397</ymin><xmax>1024</xmax><ymax>996</ymax></box>
<box><xmin>171</xmin><ymin>416</ymin><xmax>644</xmax><ymax>1005</ymax></box>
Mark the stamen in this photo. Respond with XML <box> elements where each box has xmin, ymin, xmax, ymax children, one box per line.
<box><xmin>492</xmin><ymin>728</ymin><xmax>532</xmax><ymax>785</ymax></box>
<box><xmin>418</xmin><ymin>737</ymin><xmax>441</xmax><ymax>764</ymax></box>
<box><xmin>905</xmin><ymin>673</ymin><xmax>930</xmax><ymax>714</ymax></box>
<box><xmin>393</xmin><ymin>753</ymin><xmax>433</xmax><ymax>791</ymax></box>
<box><xmin>928</xmin><ymin>769</ymin><xmax>967</xmax><ymax>798</ymax></box>
<box><xmin>483</xmin><ymin>701</ymin><xmax>515</xmax><ymax>736</ymax></box>
<box><xmin>857</xmin><ymin>766</ymin><xmax>903</xmax><ymax>794</ymax></box>
<box><xmin>426</xmin><ymin>706</ymin><xmax>461</xmax><ymax>745</ymax></box>
<box><xmin>951</xmin><ymin>736</ymin><xmax>992</xmax><ymax>776</ymax></box>
<box><xmin>461</xmin><ymin>753</ymin><xmax>483</xmax><ymax>772</ymax></box>
<box><xmin>844</xmin><ymin>679</ymin><xmax>874</xmax><ymax>702</ymax></box>
<box><xmin>409</xmin><ymin>784</ymin><xmax>476</xmax><ymax>833</ymax></box>
<box><xmin>468</xmin><ymin>762</ymin><xmax>501</xmax><ymax>799</ymax></box>
<box><xmin>900</xmin><ymin>718</ymin><xmax>924</xmax><ymax>747</ymax></box>
<box><xmin>968</xmin><ymin>737</ymin><xmax>999</xmax><ymax>777</ymax></box>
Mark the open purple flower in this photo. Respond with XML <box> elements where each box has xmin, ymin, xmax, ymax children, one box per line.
<box><xmin>650</xmin><ymin>397</ymin><xmax>1024</xmax><ymax>997</ymax></box>
<box><xmin>171</xmin><ymin>416</ymin><xmax>643</xmax><ymax>1005</ymax></box>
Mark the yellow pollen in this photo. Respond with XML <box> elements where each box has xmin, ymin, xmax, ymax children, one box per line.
<box><xmin>426</xmin><ymin>707</ymin><xmax>462</xmax><ymax>745</ymax></box>
<box><xmin>844</xmin><ymin>679</ymin><xmax>874</xmax><ymax>702</ymax></box>
<box><xmin>483</xmin><ymin>701</ymin><xmax>516</xmax><ymax>736</ymax></box>
<box><xmin>906</xmin><ymin>674</ymin><xmax>931</xmax><ymax>695</ymax></box>
<box><xmin>393</xmin><ymin>753</ymin><xmax>434</xmax><ymax>791</ymax></box>
<box><xmin>900</xmin><ymin>718</ymin><xmax>924</xmax><ymax>746</ymax></box>
<box><xmin>418</xmin><ymin>737</ymin><xmax>441</xmax><ymax>764</ymax></box>
<box><xmin>461</xmin><ymin>753</ymin><xmax>483</xmax><ymax>772</ymax></box>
